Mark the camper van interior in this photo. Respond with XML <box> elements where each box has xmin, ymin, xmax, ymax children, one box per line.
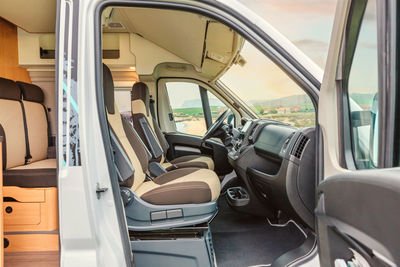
<box><xmin>0</xmin><ymin>2</ymin><xmax>317</xmax><ymax>266</ymax></box>
<box><xmin>98</xmin><ymin>6</ymin><xmax>317</xmax><ymax>267</ymax></box>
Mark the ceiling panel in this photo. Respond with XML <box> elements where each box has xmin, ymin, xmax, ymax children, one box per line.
<box><xmin>114</xmin><ymin>7</ymin><xmax>207</xmax><ymax>67</ymax></box>
<box><xmin>0</xmin><ymin>0</ymin><xmax>56</xmax><ymax>33</ymax></box>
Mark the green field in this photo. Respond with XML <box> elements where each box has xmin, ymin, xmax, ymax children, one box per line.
<box><xmin>173</xmin><ymin>106</ymin><xmax>226</xmax><ymax>119</ymax></box>
<box><xmin>173</xmin><ymin>106</ymin><xmax>315</xmax><ymax>128</ymax></box>
<box><xmin>260</xmin><ymin>112</ymin><xmax>315</xmax><ymax>128</ymax></box>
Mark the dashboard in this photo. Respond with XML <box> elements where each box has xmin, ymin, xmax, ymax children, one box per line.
<box><xmin>227</xmin><ymin>118</ymin><xmax>316</xmax><ymax>228</ymax></box>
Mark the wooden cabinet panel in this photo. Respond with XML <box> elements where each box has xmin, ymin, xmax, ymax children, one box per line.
<box><xmin>0</xmin><ymin>18</ymin><xmax>31</xmax><ymax>83</ymax></box>
<box><xmin>4</xmin><ymin>234</ymin><xmax>59</xmax><ymax>252</ymax></box>
<box><xmin>3</xmin><ymin>203</ymin><xmax>41</xmax><ymax>226</ymax></box>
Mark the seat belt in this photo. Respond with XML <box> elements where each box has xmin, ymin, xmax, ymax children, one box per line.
<box><xmin>149</xmin><ymin>95</ymin><xmax>156</xmax><ymax>119</ymax></box>
<box><xmin>42</xmin><ymin>105</ymin><xmax>52</xmax><ymax>146</ymax></box>
<box><xmin>19</xmin><ymin>101</ymin><xmax>32</xmax><ymax>164</ymax></box>
<box><xmin>138</xmin><ymin>117</ymin><xmax>164</xmax><ymax>159</ymax></box>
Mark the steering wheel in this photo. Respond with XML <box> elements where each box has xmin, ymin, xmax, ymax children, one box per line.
<box><xmin>202</xmin><ymin>109</ymin><xmax>231</xmax><ymax>141</ymax></box>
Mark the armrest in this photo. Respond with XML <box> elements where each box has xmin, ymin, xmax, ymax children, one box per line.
<box><xmin>148</xmin><ymin>162</ymin><xmax>167</xmax><ymax>177</ymax></box>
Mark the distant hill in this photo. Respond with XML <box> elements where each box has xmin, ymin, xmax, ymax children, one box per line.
<box><xmin>181</xmin><ymin>98</ymin><xmax>224</xmax><ymax>108</ymax></box>
<box><xmin>249</xmin><ymin>94</ymin><xmax>313</xmax><ymax>107</ymax></box>
<box><xmin>180</xmin><ymin>93</ymin><xmax>376</xmax><ymax>109</ymax></box>
<box><xmin>248</xmin><ymin>93</ymin><xmax>376</xmax><ymax>108</ymax></box>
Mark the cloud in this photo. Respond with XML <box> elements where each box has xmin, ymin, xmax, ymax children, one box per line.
<box><xmin>359</xmin><ymin>42</ymin><xmax>376</xmax><ymax>49</ymax></box>
<box><xmin>240</xmin><ymin>0</ymin><xmax>337</xmax><ymax>15</ymax></box>
<box><xmin>293</xmin><ymin>39</ymin><xmax>329</xmax><ymax>49</ymax></box>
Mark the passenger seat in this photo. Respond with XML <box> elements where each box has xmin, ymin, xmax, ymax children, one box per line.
<box><xmin>104</xmin><ymin>64</ymin><xmax>220</xmax><ymax>205</ymax></box>
<box><xmin>131</xmin><ymin>82</ymin><xmax>214</xmax><ymax>171</ymax></box>
<box><xmin>0</xmin><ymin>78</ymin><xmax>56</xmax><ymax>187</ymax></box>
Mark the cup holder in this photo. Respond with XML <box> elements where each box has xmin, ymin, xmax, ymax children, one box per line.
<box><xmin>226</xmin><ymin>187</ymin><xmax>250</xmax><ymax>207</ymax></box>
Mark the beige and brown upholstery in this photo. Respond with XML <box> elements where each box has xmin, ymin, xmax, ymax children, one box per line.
<box><xmin>0</xmin><ymin>78</ymin><xmax>56</xmax><ymax>187</ymax></box>
<box><xmin>104</xmin><ymin>64</ymin><xmax>220</xmax><ymax>205</ymax></box>
<box><xmin>0</xmin><ymin>77</ymin><xmax>27</xmax><ymax>169</ymax></box>
<box><xmin>131</xmin><ymin>82</ymin><xmax>214</xmax><ymax>171</ymax></box>
<box><xmin>17</xmin><ymin>82</ymin><xmax>51</xmax><ymax>163</ymax></box>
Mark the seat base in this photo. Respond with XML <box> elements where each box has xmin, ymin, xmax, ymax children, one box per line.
<box><xmin>130</xmin><ymin>226</ymin><xmax>215</xmax><ymax>267</ymax></box>
<box><xmin>163</xmin><ymin>155</ymin><xmax>215</xmax><ymax>171</ymax></box>
<box><xmin>4</xmin><ymin>158</ymin><xmax>57</xmax><ymax>187</ymax></box>
<box><xmin>124</xmin><ymin>190</ymin><xmax>218</xmax><ymax>231</ymax></box>
<box><xmin>4</xmin><ymin>168</ymin><xmax>56</xmax><ymax>187</ymax></box>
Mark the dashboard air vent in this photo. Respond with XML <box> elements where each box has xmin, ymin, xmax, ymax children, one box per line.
<box><xmin>291</xmin><ymin>134</ymin><xmax>309</xmax><ymax>159</ymax></box>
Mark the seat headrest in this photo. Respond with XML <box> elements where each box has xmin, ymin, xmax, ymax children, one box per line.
<box><xmin>103</xmin><ymin>63</ymin><xmax>115</xmax><ymax>114</ymax></box>
<box><xmin>0</xmin><ymin>77</ymin><xmax>21</xmax><ymax>100</ymax></box>
<box><xmin>131</xmin><ymin>82</ymin><xmax>150</xmax><ymax>114</ymax></box>
<box><xmin>17</xmin><ymin>81</ymin><xmax>44</xmax><ymax>103</ymax></box>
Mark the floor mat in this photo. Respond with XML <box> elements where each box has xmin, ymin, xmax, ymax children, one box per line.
<box><xmin>210</xmin><ymin>197</ymin><xmax>305</xmax><ymax>267</ymax></box>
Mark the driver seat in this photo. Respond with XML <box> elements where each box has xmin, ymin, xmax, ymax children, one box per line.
<box><xmin>131</xmin><ymin>82</ymin><xmax>214</xmax><ymax>171</ymax></box>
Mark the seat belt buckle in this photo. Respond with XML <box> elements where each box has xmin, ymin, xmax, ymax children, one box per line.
<box><xmin>145</xmin><ymin>173</ymin><xmax>154</xmax><ymax>181</ymax></box>
<box><xmin>25</xmin><ymin>155</ymin><xmax>32</xmax><ymax>165</ymax></box>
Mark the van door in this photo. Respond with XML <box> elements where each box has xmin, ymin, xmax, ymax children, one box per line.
<box><xmin>317</xmin><ymin>0</ymin><xmax>400</xmax><ymax>266</ymax></box>
<box><xmin>56</xmin><ymin>0</ymin><xmax>132</xmax><ymax>265</ymax></box>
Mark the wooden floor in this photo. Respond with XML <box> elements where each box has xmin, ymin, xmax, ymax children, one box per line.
<box><xmin>4</xmin><ymin>251</ymin><xmax>59</xmax><ymax>267</ymax></box>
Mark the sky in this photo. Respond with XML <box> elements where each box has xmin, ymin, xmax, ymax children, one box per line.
<box><xmin>237</xmin><ymin>0</ymin><xmax>338</xmax><ymax>68</ymax></box>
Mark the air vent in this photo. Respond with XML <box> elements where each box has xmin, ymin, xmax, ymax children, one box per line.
<box><xmin>108</xmin><ymin>22</ymin><xmax>124</xmax><ymax>29</ymax></box>
<box><xmin>291</xmin><ymin>134</ymin><xmax>309</xmax><ymax>159</ymax></box>
<box><xmin>282</xmin><ymin>132</ymin><xmax>295</xmax><ymax>151</ymax></box>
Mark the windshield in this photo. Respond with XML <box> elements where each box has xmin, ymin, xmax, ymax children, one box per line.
<box><xmin>237</xmin><ymin>0</ymin><xmax>337</xmax><ymax>68</ymax></box>
<box><xmin>219</xmin><ymin>41</ymin><xmax>315</xmax><ymax>128</ymax></box>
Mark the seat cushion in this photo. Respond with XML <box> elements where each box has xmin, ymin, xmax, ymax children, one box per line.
<box><xmin>11</xmin><ymin>158</ymin><xmax>56</xmax><ymax>170</ymax></box>
<box><xmin>4</xmin><ymin>159</ymin><xmax>57</xmax><ymax>187</ymax></box>
<box><xmin>162</xmin><ymin>155</ymin><xmax>214</xmax><ymax>171</ymax></box>
<box><xmin>135</xmin><ymin>168</ymin><xmax>220</xmax><ymax>205</ymax></box>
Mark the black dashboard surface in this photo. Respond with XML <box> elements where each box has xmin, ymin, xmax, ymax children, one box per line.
<box><xmin>254</xmin><ymin>124</ymin><xmax>296</xmax><ymax>160</ymax></box>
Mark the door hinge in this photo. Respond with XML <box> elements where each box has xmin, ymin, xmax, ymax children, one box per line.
<box><xmin>96</xmin><ymin>183</ymin><xmax>109</xmax><ymax>199</ymax></box>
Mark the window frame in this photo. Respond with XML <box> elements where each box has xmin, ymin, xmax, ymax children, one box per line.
<box><xmin>338</xmin><ymin>0</ymin><xmax>398</xmax><ymax>169</ymax></box>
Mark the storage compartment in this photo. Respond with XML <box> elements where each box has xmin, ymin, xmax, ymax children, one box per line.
<box><xmin>226</xmin><ymin>187</ymin><xmax>250</xmax><ymax>207</ymax></box>
<box><xmin>4</xmin><ymin>234</ymin><xmax>59</xmax><ymax>252</ymax></box>
<box><xmin>130</xmin><ymin>226</ymin><xmax>215</xmax><ymax>267</ymax></box>
<box><xmin>4</xmin><ymin>202</ymin><xmax>41</xmax><ymax>226</ymax></box>
<box><xmin>3</xmin><ymin>186</ymin><xmax>58</xmax><ymax>232</ymax></box>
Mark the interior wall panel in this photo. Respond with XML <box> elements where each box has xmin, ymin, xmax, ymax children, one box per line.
<box><xmin>0</xmin><ymin>18</ymin><xmax>31</xmax><ymax>83</ymax></box>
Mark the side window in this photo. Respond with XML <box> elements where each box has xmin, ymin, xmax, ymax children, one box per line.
<box><xmin>166</xmin><ymin>82</ymin><xmax>207</xmax><ymax>136</ymax></box>
<box><xmin>346</xmin><ymin>0</ymin><xmax>378</xmax><ymax>169</ymax></box>
<box><xmin>166</xmin><ymin>82</ymin><xmax>229</xmax><ymax>136</ymax></box>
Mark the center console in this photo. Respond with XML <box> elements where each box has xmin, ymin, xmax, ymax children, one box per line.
<box><xmin>225</xmin><ymin>118</ymin><xmax>316</xmax><ymax>228</ymax></box>
<box><xmin>228</xmin><ymin>119</ymin><xmax>261</xmax><ymax>161</ymax></box>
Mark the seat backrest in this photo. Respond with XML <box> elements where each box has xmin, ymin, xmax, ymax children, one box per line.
<box><xmin>103</xmin><ymin>64</ymin><xmax>150</xmax><ymax>191</ymax></box>
<box><xmin>0</xmin><ymin>78</ymin><xmax>27</xmax><ymax>169</ymax></box>
<box><xmin>17</xmin><ymin>82</ymin><xmax>50</xmax><ymax>163</ymax></box>
<box><xmin>131</xmin><ymin>82</ymin><xmax>169</xmax><ymax>162</ymax></box>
